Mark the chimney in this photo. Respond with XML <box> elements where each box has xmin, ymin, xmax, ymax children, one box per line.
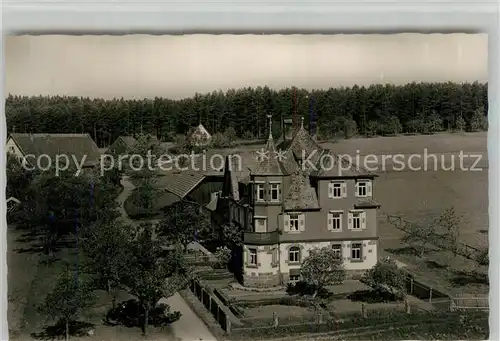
<box><xmin>283</xmin><ymin>118</ymin><xmax>294</xmax><ymax>141</ymax></box>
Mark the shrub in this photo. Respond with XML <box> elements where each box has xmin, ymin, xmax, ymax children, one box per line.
<box><xmin>213</xmin><ymin>246</ymin><xmax>232</xmax><ymax>269</ymax></box>
<box><xmin>104</xmin><ymin>299</ymin><xmax>181</xmax><ymax>328</ymax></box>
<box><xmin>362</xmin><ymin>257</ymin><xmax>406</xmax><ymax>301</ymax></box>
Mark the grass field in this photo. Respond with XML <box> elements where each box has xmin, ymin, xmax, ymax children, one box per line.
<box><xmin>323</xmin><ymin>132</ymin><xmax>489</xmax><ymax>296</ymax></box>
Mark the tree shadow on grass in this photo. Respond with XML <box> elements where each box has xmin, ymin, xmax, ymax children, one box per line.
<box><xmin>31</xmin><ymin>320</ymin><xmax>95</xmax><ymax>340</ymax></box>
<box><xmin>385</xmin><ymin>246</ymin><xmax>417</xmax><ymax>256</ymax></box>
<box><xmin>425</xmin><ymin>260</ymin><xmax>448</xmax><ymax>270</ymax></box>
<box><xmin>286</xmin><ymin>281</ymin><xmax>333</xmax><ymax>300</ymax></box>
<box><xmin>347</xmin><ymin>289</ymin><xmax>399</xmax><ymax>303</ymax></box>
<box><xmin>14</xmin><ymin>239</ymin><xmax>76</xmax><ymax>255</ymax></box>
<box><xmin>386</xmin><ymin>246</ymin><xmax>436</xmax><ymax>258</ymax></box>
<box><xmin>450</xmin><ymin>270</ymin><xmax>488</xmax><ymax>287</ymax></box>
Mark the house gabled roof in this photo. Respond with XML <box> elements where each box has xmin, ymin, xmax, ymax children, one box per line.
<box><xmin>120</xmin><ymin>136</ymin><xmax>138</xmax><ymax>148</ymax></box>
<box><xmin>151</xmin><ymin>169</ymin><xmax>207</xmax><ymax>198</ymax></box>
<box><xmin>8</xmin><ymin>133</ymin><xmax>101</xmax><ymax>167</ymax></box>
<box><xmin>187</xmin><ymin>124</ymin><xmax>211</xmax><ymax>141</ymax></box>
<box><xmin>283</xmin><ymin>168</ymin><xmax>320</xmax><ymax>211</ymax></box>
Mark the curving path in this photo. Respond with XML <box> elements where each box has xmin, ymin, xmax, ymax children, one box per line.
<box><xmin>117</xmin><ymin>176</ymin><xmax>217</xmax><ymax>341</ymax></box>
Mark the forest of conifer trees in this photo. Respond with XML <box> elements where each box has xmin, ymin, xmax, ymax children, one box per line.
<box><xmin>5</xmin><ymin>81</ymin><xmax>488</xmax><ymax>147</ymax></box>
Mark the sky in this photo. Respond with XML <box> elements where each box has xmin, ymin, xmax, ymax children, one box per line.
<box><xmin>5</xmin><ymin>33</ymin><xmax>488</xmax><ymax>100</ymax></box>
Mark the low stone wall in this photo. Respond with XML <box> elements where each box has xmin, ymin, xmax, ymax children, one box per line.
<box><xmin>179</xmin><ymin>289</ymin><xmax>228</xmax><ymax>341</ymax></box>
<box><xmin>243</xmin><ymin>272</ymin><xmax>281</xmax><ymax>287</ymax></box>
<box><xmin>189</xmin><ymin>278</ymin><xmax>243</xmax><ymax>333</ymax></box>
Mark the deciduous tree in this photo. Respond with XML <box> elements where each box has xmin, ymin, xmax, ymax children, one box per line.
<box><xmin>300</xmin><ymin>247</ymin><xmax>346</xmax><ymax>297</ymax></box>
<box><xmin>434</xmin><ymin>206</ymin><xmax>464</xmax><ymax>258</ymax></box>
<box><xmin>120</xmin><ymin>223</ymin><xmax>190</xmax><ymax>335</ymax></box>
<box><xmin>81</xmin><ymin>219</ymin><xmax>133</xmax><ymax>308</ymax></box>
<box><xmin>39</xmin><ymin>265</ymin><xmax>96</xmax><ymax>341</ymax></box>
<box><xmin>157</xmin><ymin>201</ymin><xmax>212</xmax><ymax>250</ymax></box>
<box><xmin>401</xmin><ymin>221</ymin><xmax>435</xmax><ymax>257</ymax></box>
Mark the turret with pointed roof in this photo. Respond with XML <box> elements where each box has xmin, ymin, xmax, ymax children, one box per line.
<box><xmin>252</xmin><ymin>115</ymin><xmax>286</xmax><ymax>176</ymax></box>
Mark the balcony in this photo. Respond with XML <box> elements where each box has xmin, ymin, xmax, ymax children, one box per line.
<box><xmin>243</xmin><ymin>230</ymin><xmax>279</xmax><ymax>245</ymax></box>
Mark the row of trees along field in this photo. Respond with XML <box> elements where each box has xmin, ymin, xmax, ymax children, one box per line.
<box><xmin>6</xmin><ymin>81</ymin><xmax>487</xmax><ymax>147</ymax></box>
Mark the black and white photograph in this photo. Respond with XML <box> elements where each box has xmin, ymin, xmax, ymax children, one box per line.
<box><xmin>4</xmin><ymin>33</ymin><xmax>489</xmax><ymax>341</ymax></box>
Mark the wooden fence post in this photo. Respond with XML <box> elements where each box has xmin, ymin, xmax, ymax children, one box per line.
<box><xmin>273</xmin><ymin>312</ymin><xmax>279</xmax><ymax>327</ymax></box>
<box><xmin>429</xmin><ymin>288</ymin><xmax>433</xmax><ymax>303</ymax></box>
<box><xmin>449</xmin><ymin>299</ymin><xmax>455</xmax><ymax>312</ymax></box>
<box><xmin>361</xmin><ymin>303</ymin><xmax>367</xmax><ymax>318</ymax></box>
<box><xmin>317</xmin><ymin>312</ymin><xmax>324</xmax><ymax>324</ymax></box>
<box><xmin>410</xmin><ymin>278</ymin><xmax>414</xmax><ymax>294</ymax></box>
<box><xmin>405</xmin><ymin>299</ymin><xmax>411</xmax><ymax>314</ymax></box>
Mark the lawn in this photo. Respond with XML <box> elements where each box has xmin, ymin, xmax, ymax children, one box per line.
<box><xmin>7</xmin><ymin>228</ymin><xmax>178</xmax><ymax>341</ymax></box>
<box><xmin>7</xmin><ymin>227</ymin><xmax>41</xmax><ymax>338</ymax></box>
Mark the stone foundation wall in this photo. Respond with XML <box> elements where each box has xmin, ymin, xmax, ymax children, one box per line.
<box><xmin>243</xmin><ymin>272</ymin><xmax>281</xmax><ymax>287</ymax></box>
<box><xmin>346</xmin><ymin>269</ymin><xmax>367</xmax><ymax>280</ymax></box>
<box><xmin>244</xmin><ymin>269</ymin><xmax>368</xmax><ymax>288</ymax></box>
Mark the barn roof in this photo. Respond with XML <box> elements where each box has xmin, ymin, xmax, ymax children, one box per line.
<box><xmin>8</xmin><ymin>133</ymin><xmax>101</xmax><ymax>167</ymax></box>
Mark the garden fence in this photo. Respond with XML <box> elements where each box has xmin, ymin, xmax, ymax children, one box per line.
<box><xmin>189</xmin><ymin>278</ymin><xmax>235</xmax><ymax>333</ymax></box>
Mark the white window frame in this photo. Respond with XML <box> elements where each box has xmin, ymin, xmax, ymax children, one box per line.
<box><xmin>254</xmin><ymin>216</ymin><xmax>267</xmax><ymax>232</ymax></box>
<box><xmin>288</xmin><ymin>246</ymin><xmax>301</xmax><ymax>263</ymax></box>
<box><xmin>289</xmin><ymin>214</ymin><xmax>300</xmax><ymax>231</ymax></box>
<box><xmin>270</xmin><ymin>182</ymin><xmax>281</xmax><ymax>202</ymax></box>
<box><xmin>284</xmin><ymin>213</ymin><xmax>305</xmax><ymax>232</ymax></box>
<box><xmin>351</xmin><ymin>243</ymin><xmax>362</xmax><ymax>261</ymax></box>
<box><xmin>249</xmin><ymin>248</ymin><xmax>258</xmax><ymax>265</ymax></box>
<box><xmin>332</xmin><ymin>244</ymin><xmax>343</xmax><ymax>260</ymax></box>
<box><xmin>348</xmin><ymin>210</ymin><xmax>366</xmax><ymax>230</ymax></box>
<box><xmin>328</xmin><ymin>181</ymin><xmax>346</xmax><ymax>199</ymax></box>
<box><xmin>254</xmin><ymin>181</ymin><xmax>265</xmax><ymax>201</ymax></box>
<box><xmin>289</xmin><ymin>274</ymin><xmax>300</xmax><ymax>284</ymax></box>
<box><xmin>328</xmin><ymin>210</ymin><xmax>343</xmax><ymax>231</ymax></box>
<box><xmin>355</xmin><ymin>179</ymin><xmax>372</xmax><ymax>197</ymax></box>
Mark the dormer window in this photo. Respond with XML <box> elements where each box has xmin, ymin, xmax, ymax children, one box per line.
<box><xmin>355</xmin><ymin>180</ymin><xmax>372</xmax><ymax>197</ymax></box>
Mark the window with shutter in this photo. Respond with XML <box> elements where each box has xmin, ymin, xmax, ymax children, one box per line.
<box><xmin>366</xmin><ymin>181</ymin><xmax>372</xmax><ymax>196</ymax></box>
<box><xmin>328</xmin><ymin>211</ymin><xmax>342</xmax><ymax>231</ymax></box>
<box><xmin>330</xmin><ymin>181</ymin><xmax>343</xmax><ymax>198</ymax></box>
<box><xmin>299</xmin><ymin>214</ymin><xmax>305</xmax><ymax>231</ymax></box>
<box><xmin>351</xmin><ymin>243</ymin><xmax>362</xmax><ymax>261</ymax></box>
<box><xmin>361</xmin><ymin>212</ymin><xmax>367</xmax><ymax>229</ymax></box>
<box><xmin>283</xmin><ymin>215</ymin><xmax>290</xmax><ymax>232</ymax></box>
<box><xmin>348</xmin><ymin>213</ymin><xmax>353</xmax><ymax>230</ymax></box>
<box><xmin>328</xmin><ymin>183</ymin><xmax>334</xmax><ymax>198</ymax></box>
<box><xmin>355</xmin><ymin>180</ymin><xmax>369</xmax><ymax>197</ymax></box>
